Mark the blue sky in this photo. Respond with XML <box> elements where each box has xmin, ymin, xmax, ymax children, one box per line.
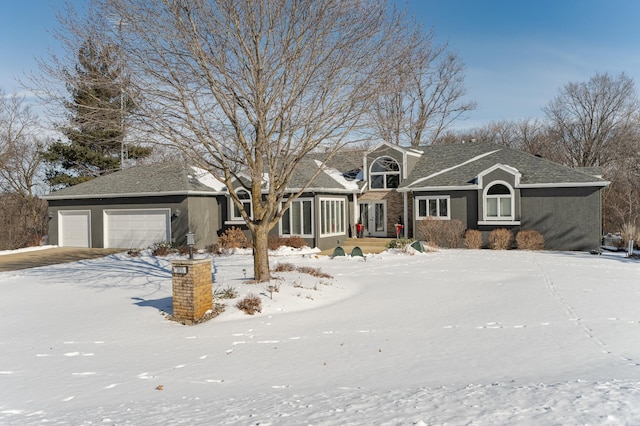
<box><xmin>2</xmin><ymin>0</ymin><xmax>640</xmax><ymax>130</ymax></box>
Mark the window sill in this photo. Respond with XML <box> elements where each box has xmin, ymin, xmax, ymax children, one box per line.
<box><xmin>478</xmin><ymin>220</ymin><xmax>521</xmax><ymax>226</ymax></box>
<box><xmin>225</xmin><ymin>220</ymin><xmax>247</xmax><ymax>226</ymax></box>
<box><xmin>416</xmin><ymin>216</ymin><xmax>450</xmax><ymax>221</ymax></box>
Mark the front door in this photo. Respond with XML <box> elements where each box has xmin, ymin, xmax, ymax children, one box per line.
<box><xmin>358</xmin><ymin>201</ymin><xmax>386</xmax><ymax>237</ymax></box>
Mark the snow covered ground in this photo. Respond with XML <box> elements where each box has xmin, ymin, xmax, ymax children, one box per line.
<box><xmin>1</xmin><ymin>247</ymin><xmax>640</xmax><ymax>425</ymax></box>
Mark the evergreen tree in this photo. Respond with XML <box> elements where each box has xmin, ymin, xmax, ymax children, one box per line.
<box><xmin>43</xmin><ymin>37</ymin><xmax>150</xmax><ymax>189</ymax></box>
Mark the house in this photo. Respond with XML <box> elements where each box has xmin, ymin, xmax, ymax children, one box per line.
<box><xmin>43</xmin><ymin>142</ymin><xmax>608</xmax><ymax>251</ymax></box>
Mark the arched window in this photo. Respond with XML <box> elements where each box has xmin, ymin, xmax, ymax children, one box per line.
<box><xmin>231</xmin><ymin>188</ymin><xmax>252</xmax><ymax>220</ymax></box>
<box><xmin>484</xmin><ymin>182</ymin><xmax>513</xmax><ymax>220</ymax></box>
<box><xmin>370</xmin><ymin>157</ymin><xmax>400</xmax><ymax>189</ymax></box>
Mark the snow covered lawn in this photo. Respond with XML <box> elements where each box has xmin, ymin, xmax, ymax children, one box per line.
<box><xmin>1</xmin><ymin>248</ymin><xmax>640</xmax><ymax>424</ymax></box>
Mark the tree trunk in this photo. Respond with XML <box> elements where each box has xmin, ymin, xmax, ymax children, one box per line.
<box><xmin>251</xmin><ymin>224</ymin><xmax>271</xmax><ymax>282</ymax></box>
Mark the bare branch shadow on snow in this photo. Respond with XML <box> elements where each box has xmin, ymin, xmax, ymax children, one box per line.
<box><xmin>25</xmin><ymin>254</ymin><xmax>173</xmax><ymax>293</ymax></box>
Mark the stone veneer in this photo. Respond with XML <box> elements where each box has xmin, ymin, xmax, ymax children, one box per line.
<box><xmin>171</xmin><ymin>258</ymin><xmax>212</xmax><ymax>324</ymax></box>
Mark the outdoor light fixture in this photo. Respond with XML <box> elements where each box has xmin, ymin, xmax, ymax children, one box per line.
<box><xmin>186</xmin><ymin>231</ymin><xmax>195</xmax><ymax>259</ymax></box>
<box><xmin>172</xmin><ymin>208</ymin><xmax>181</xmax><ymax>219</ymax></box>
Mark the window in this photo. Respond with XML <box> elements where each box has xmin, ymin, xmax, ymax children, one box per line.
<box><xmin>231</xmin><ymin>188</ymin><xmax>252</xmax><ymax>221</ymax></box>
<box><xmin>484</xmin><ymin>183</ymin><xmax>513</xmax><ymax>220</ymax></box>
<box><xmin>416</xmin><ymin>196</ymin><xmax>450</xmax><ymax>219</ymax></box>
<box><xmin>370</xmin><ymin>157</ymin><xmax>400</xmax><ymax>189</ymax></box>
<box><xmin>320</xmin><ymin>198</ymin><xmax>346</xmax><ymax>237</ymax></box>
<box><xmin>281</xmin><ymin>199</ymin><xmax>313</xmax><ymax>237</ymax></box>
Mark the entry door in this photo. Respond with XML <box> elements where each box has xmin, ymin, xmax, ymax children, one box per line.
<box><xmin>358</xmin><ymin>201</ymin><xmax>386</xmax><ymax>237</ymax></box>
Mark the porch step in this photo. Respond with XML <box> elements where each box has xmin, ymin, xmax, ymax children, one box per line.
<box><xmin>318</xmin><ymin>238</ymin><xmax>394</xmax><ymax>256</ymax></box>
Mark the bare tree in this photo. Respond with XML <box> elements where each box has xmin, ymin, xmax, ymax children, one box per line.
<box><xmin>67</xmin><ymin>0</ymin><xmax>413</xmax><ymax>281</ymax></box>
<box><xmin>0</xmin><ymin>89</ymin><xmax>49</xmax><ymax>249</ymax></box>
<box><xmin>371</xmin><ymin>27</ymin><xmax>476</xmax><ymax>147</ymax></box>
<box><xmin>0</xmin><ymin>90</ymin><xmax>48</xmax><ymax>196</ymax></box>
<box><xmin>543</xmin><ymin>72</ymin><xmax>640</xmax><ymax>168</ymax></box>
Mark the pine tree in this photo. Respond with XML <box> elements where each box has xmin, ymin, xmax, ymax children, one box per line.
<box><xmin>43</xmin><ymin>37</ymin><xmax>150</xmax><ymax>189</ymax></box>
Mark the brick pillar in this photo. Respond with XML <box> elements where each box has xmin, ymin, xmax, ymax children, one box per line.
<box><xmin>171</xmin><ymin>258</ymin><xmax>212</xmax><ymax>324</ymax></box>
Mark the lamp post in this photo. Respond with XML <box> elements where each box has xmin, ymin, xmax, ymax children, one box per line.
<box><xmin>186</xmin><ymin>231</ymin><xmax>195</xmax><ymax>259</ymax></box>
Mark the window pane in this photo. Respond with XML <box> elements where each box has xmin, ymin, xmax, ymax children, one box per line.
<box><xmin>499</xmin><ymin>197</ymin><xmax>511</xmax><ymax>216</ymax></box>
<box><xmin>488</xmin><ymin>184</ymin><xmax>510</xmax><ymax>195</ymax></box>
<box><xmin>439</xmin><ymin>198</ymin><xmax>448</xmax><ymax>217</ymax></box>
<box><xmin>386</xmin><ymin>174</ymin><xmax>399</xmax><ymax>188</ymax></box>
<box><xmin>418</xmin><ymin>200</ymin><xmax>427</xmax><ymax>217</ymax></box>
<box><xmin>303</xmin><ymin>201</ymin><xmax>312</xmax><ymax>235</ymax></box>
<box><xmin>375</xmin><ymin>203</ymin><xmax>384</xmax><ymax>231</ymax></box>
<box><xmin>339</xmin><ymin>201</ymin><xmax>345</xmax><ymax>233</ymax></box>
<box><xmin>428</xmin><ymin>199</ymin><xmax>437</xmax><ymax>216</ymax></box>
<box><xmin>371</xmin><ymin>175</ymin><xmax>384</xmax><ymax>188</ymax></box>
<box><xmin>487</xmin><ymin>198</ymin><xmax>498</xmax><ymax>217</ymax></box>
<box><xmin>281</xmin><ymin>208</ymin><xmax>290</xmax><ymax>235</ymax></box>
<box><xmin>292</xmin><ymin>201</ymin><xmax>301</xmax><ymax>234</ymax></box>
<box><xmin>237</xmin><ymin>189</ymin><xmax>250</xmax><ymax>199</ymax></box>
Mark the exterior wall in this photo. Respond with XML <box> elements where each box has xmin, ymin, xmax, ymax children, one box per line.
<box><xmin>187</xmin><ymin>196</ymin><xmax>221</xmax><ymax>247</ymax></box>
<box><xmin>519</xmin><ymin>187</ymin><xmax>603</xmax><ymax>251</ymax></box>
<box><xmin>47</xmin><ymin>194</ymin><xmax>222</xmax><ymax>249</ymax></box>
<box><xmin>411</xmin><ymin>190</ymin><xmax>476</xmax><ymax>242</ymax></box>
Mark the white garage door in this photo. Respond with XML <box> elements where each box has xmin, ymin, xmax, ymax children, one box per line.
<box><xmin>59</xmin><ymin>210</ymin><xmax>91</xmax><ymax>248</ymax></box>
<box><xmin>104</xmin><ymin>209</ymin><xmax>171</xmax><ymax>249</ymax></box>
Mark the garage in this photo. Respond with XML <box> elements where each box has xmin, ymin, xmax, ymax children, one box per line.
<box><xmin>104</xmin><ymin>209</ymin><xmax>171</xmax><ymax>249</ymax></box>
<box><xmin>58</xmin><ymin>210</ymin><xmax>91</xmax><ymax>247</ymax></box>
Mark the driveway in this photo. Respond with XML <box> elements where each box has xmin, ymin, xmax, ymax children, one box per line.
<box><xmin>0</xmin><ymin>247</ymin><xmax>124</xmax><ymax>272</ymax></box>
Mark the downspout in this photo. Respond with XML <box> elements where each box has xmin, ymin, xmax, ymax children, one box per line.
<box><xmin>353</xmin><ymin>192</ymin><xmax>358</xmax><ymax>237</ymax></box>
<box><xmin>403</xmin><ymin>191</ymin><xmax>408</xmax><ymax>238</ymax></box>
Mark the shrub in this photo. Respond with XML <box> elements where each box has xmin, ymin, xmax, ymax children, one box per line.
<box><xmin>621</xmin><ymin>223</ymin><xmax>639</xmax><ymax>248</ymax></box>
<box><xmin>268</xmin><ymin>235</ymin><xmax>307</xmax><ymax>250</ymax></box>
<box><xmin>386</xmin><ymin>238</ymin><xmax>415</xmax><ymax>249</ymax></box>
<box><xmin>150</xmin><ymin>241</ymin><xmax>175</xmax><ymax>256</ymax></box>
<box><xmin>274</xmin><ymin>262</ymin><xmax>296</xmax><ymax>272</ymax></box>
<box><xmin>516</xmin><ymin>230</ymin><xmax>544</xmax><ymax>250</ymax></box>
<box><xmin>416</xmin><ymin>218</ymin><xmax>465</xmax><ymax>248</ymax></box>
<box><xmin>236</xmin><ymin>294</ymin><xmax>262</xmax><ymax>315</ymax></box>
<box><xmin>214</xmin><ymin>285</ymin><xmax>238</xmax><ymax>299</ymax></box>
<box><xmin>488</xmin><ymin>228</ymin><xmax>513</xmax><ymax>250</ymax></box>
<box><xmin>297</xmin><ymin>266</ymin><xmax>332</xmax><ymax>279</ymax></box>
<box><xmin>464</xmin><ymin>229</ymin><xmax>483</xmax><ymax>249</ymax></box>
<box><xmin>218</xmin><ymin>227</ymin><xmax>251</xmax><ymax>249</ymax></box>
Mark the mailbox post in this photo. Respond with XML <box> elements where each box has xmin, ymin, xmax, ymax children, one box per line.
<box><xmin>170</xmin><ymin>232</ymin><xmax>212</xmax><ymax>324</ymax></box>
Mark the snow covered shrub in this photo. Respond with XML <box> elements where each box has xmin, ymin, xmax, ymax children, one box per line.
<box><xmin>464</xmin><ymin>229</ymin><xmax>483</xmax><ymax>249</ymax></box>
<box><xmin>236</xmin><ymin>294</ymin><xmax>262</xmax><ymax>315</ymax></box>
<box><xmin>218</xmin><ymin>227</ymin><xmax>251</xmax><ymax>249</ymax></box>
<box><xmin>489</xmin><ymin>228</ymin><xmax>513</xmax><ymax>250</ymax></box>
<box><xmin>516</xmin><ymin>230</ymin><xmax>544</xmax><ymax>250</ymax></box>
<box><xmin>416</xmin><ymin>218</ymin><xmax>465</xmax><ymax>248</ymax></box>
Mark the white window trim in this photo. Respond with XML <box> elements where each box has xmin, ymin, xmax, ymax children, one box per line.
<box><xmin>227</xmin><ymin>188</ymin><xmax>252</xmax><ymax>224</ymax></box>
<box><xmin>279</xmin><ymin>198</ymin><xmax>314</xmax><ymax>237</ymax></box>
<box><xmin>415</xmin><ymin>196</ymin><xmax>451</xmax><ymax>220</ymax></box>
<box><xmin>482</xmin><ymin>181</ymin><xmax>517</xmax><ymax>223</ymax></box>
<box><xmin>319</xmin><ymin>197</ymin><xmax>346</xmax><ymax>237</ymax></box>
<box><xmin>369</xmin><ymin>156</ymin><xmax>401</xmax><ymax>190</ymax></box>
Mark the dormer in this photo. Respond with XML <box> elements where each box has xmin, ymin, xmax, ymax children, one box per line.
<box><xmin>363</xmin><ymin>142</ymin><xmax>422</xmax><ymax>190</ymax></box>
